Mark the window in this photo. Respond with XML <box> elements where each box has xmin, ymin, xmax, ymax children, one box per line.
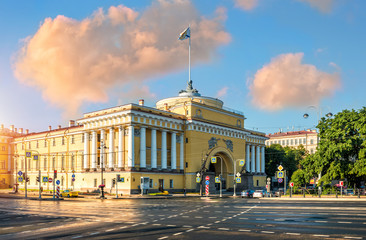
<box><xmin>94</xmin><ymin>179</ymin><xmax>97</xmax><ymax>187</ymax></box>
<box><xmin>43</xmin><ymin>157</ymin><xmax>47</xmax><ymax>170</ymax></box>
<box><xmin>303</xmin><ymin>138</ymin><xmax>306</xmax><ymax>144</ymax></box>
<box><xmin>61</xmin><ymin>155</ymin><xmax>65</xmax><ymax>169</ymax></box>
<box><xmin>71</xmin><ymin>155</ymin><xmax>75</xmax><ymax>169</ymax></box>
<box><xmin>82</xmin><ymin>134</ymin><xmax>85</xmax><ymax>143</ymax></box>
<box><xmin>36</xmin><ymin>141</ymin><xmax>39</xmax><ymax>148</ymax></box>
<box><xmin>256</xmin><ymin>180</ymin><xmax>259</xmax><ymax>186</ymax></box>
<box><xmin>44</xmin><ymin>140</ymin><xmax>47</xmax><ymax>148</ymax></box>
<box><xmin>28</xmin><ymin>142</ymin><xmax>31</xmax><ymax>149</ymax></box>
<box><xmin>71</xmin><ymin>135</ymin><xmax>75</xmax><ymax>144</ymax></box>
<box><xmin>286</xmin><ymin>140</ymin><xmax>289</xmax><ymax>145</ymax></box>
<box><xmin>22</xmin><ymin>144</ymin><xmax>24</xmax><ymax>150</ymax></box>
<box><xmin>62</xmin><ymin>137</ymin><xmax>65</xmax><ymax>145</ymax></box>
<box><xmin>0</xmin><ymin>161</ymin><xmax>5</xmax><ymax>170</ymax></box>
<box><xmin>52</xmin><ymin>157</ymin><xmax>56</xmax><ymax>169</ymax></box>
<box><xmin>282</xmin><ymin>140</ymin><xmax>285</xmax><ymax>145</ymax></box>
<box><xmin>169</xmin><ymin>179</ymin><xmax>173</xmax><ymax>188</ymax></box>
<box><xmin>53</xmin><ymin>138</ymin><xmax>56</xmax><ymax>146</ymax></box>
<box><xmin>1</xmin><ymin>146</ymin><xmax>5</xmax><ymax>151</ymax></box>
<box><xmin>149</xmin><ymin>179</ymin><xmax>153</xmax><ymax>188</ymax></box>
<box><xmin>310</xmin><ymin>139</ymin><xmax>314</xmax><ymax>144</ymax></box>
<box><xmin>295</xmin><ymin>139</ymin><xmax>298</xmax><ymax>145</ymax></box>
<box><xmin>290</xmin><ymin>139</ymin><xmax>293</xmax><ymax>145</ymax></box>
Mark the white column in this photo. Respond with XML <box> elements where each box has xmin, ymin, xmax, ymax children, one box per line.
<box><xmin>127</xmin><ymin>126</ymin><xmax>134</xmax><ymax>168</ymax></box>
<box><xmin>100</xmin><ymin>129</ymin><xmax>106</xmax><ymax>167</ymax></box>
<box><xmin>180</xmin><ymin>134</ymin><xmax>184</xmax><ymax>170</ymax></box>
<box><xmin>91</xmin><ymin>130</ymin><xmax>97</xmax><ymax>169</ymax></box>
<box><xmin>261</xmin><ymin>146</ymin><xmax>265</xmax><ymax>173</ymax></box>
<box><xmin>140</xmin><ymin>127</ymin><xmax>146</xmax><ymax>168</ymax></box>
<box><xmin>161</xmin><ymin>130</ymin><xmax>167</xmax><ymax>169</ymax></box>
<box><xmin>151</xmin><ymin>129</ymin><xmax>157</xmax><ymax>169</ymax></box>
<box><xmin>251</xmin><ymin>145</ymin><xmax>255</xmax><ymax>173</ymax></box>
<box><xmin>171</xmin><ymin>132</ymin><xmax>176</xmax><ymax>170</ymax></box>
<box><xmin>256</xmin><ymin>146</ymin><xmax>260</xmax><ymax>173</ymax></box>
<box><xmin>108</xmin><ymin>127</ymin><xmax>114</xmax><ymax>169</ymax></box>
<box><xmin>246</xmin><ymin>144</ymin><xmax>250</xmax><ymax>173</ymax></box>
<box><xmin>118</xmin><ymin>126</ymin><xmax>124</xmax><ymax>168</ymax></box>
<box><xmin>83</xmin><ymin>132</ymin><xmax>90</xmax><ymax>169</ymax></box>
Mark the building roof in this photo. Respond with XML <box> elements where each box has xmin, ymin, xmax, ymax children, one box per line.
<box><xmin>266</xmin><ymin>130</ymin><xmax>317</xmax><ymax>138</ymax></box>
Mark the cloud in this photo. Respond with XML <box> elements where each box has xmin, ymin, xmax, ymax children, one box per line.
<box><xmin>249</xmin><ymin>53</ymin><xmax>341</xmax><ymax>111</ymax></box>
<box><xmin>117</xmin><ymin>85</ymin><xmax>156</xmax><ymax>105</ymax></box>
<box><xmin>13</xmin><ymin>0</ymin><xmax>230</xmax><ymax>118</ymax></box>
<box><xmin>234</xmin><ymin>0</ymin><xmax>259</xmax><ymax>11</ymax></box>
<box><xmin>216</xmin><ymin>86</ymin><xmax>229</xmax><ymax>98</ymax></box>
<box><xmin>297</xmin><ymin>0</ymin><xmax>334</xmax><ymax>13</ymax></box>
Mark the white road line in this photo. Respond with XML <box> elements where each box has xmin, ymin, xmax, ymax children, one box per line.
<box><xmin>313</xmin><ymin>235</ymin><xmax>330</xmax><ymax>238</ymax></box>
<box><xmin>344</xmin><ymin>237</ymin><xmax>362</xmax><ymax>239</ymax></box>
<box><xmin>3</xmin><ymin>227</ymin><xmax>14</xmax><ymax>230</ymax></box>
<box><xmin>215</xmin><ymin>221</ymin><xmax>221</xmax><ymax>223</ymax></box>
<box><xmin>183</xmin><ymin>225</ymin><xmax>192</xmax><ymax>228</ymax></box>
<box><xmin>239</xmin><ymin>229</ymin><xmax>251</xmax><ymax>232</ymax></box>
<box><xmin>173</xmin><ymin>232</ymin><xmax>183</xmax><ymax>236</ymax></box>
<box><xmin>90</xmin><ymin>232</ymin><xmax>99</xmax><ymax>235</ymax></box>
<box><xmin>256</xmin><ymin>218</ymin><xmax>266</xmax><ymax>221</ymax></box>
<box><xmin>286</xmin><ymin>233</ymin><xmax>301</xmax><ymax>236</ymax></box>
<box><xmin>261</xmin><ymin>231</ymin><xmax>275</xmax><ymax>234</ymax></box>
<box><xmin>158</xmin><ymin>237</ymin><xmax>168</xmax><ymax>240</ymax></box>
<box><xmin>195</xmin><ymin>216</ymin><xmax>203</xmax><ymax>218</ymax></box>
<box><xmin>153</xmin><ymin>224</ymin><xmax>162</xmax><ymax>226</ymax></box>
<box><xmin>315</xmin><ymin>220</ymin><xmax>328</xmax><ymax>223</ymax></box>
<box><xmin>239</xmin><ymin>217</ymin><xmax>248</xmax><ymax>220</ymax></box>
<box><xmin>106</xmin><ymin>229</ymin><xmax>115</xmax><ymax>232</ymax></box>
<box><xmin>338</xmin><ymin>222</ymin><xmax>352</xmax><ymax>224</ymax></box>
<box><xmin>186</xmin><ymin>229</ymin><xmax>194</xmax><ymax>232</ymax></box>
<box><xmin>182</xmin><ymin>216</ymin><xmax>189</xmax><ymax>218</ymax></box>
<box><xmin>198</xmin><ymin>226</ymin><xmax>210</xmax><ymax>229</ymax></box>
<box><xmin>119</xmin><ymin>226</ymin><xmax>128</xmax><ymax>229</ymax></box>
<box><xmin>167</xmin><ymin>225</ymin><xmax>176</xmax><ymax>227</ymax></box>
<box><xmin>153</xmin><ymin>220</ymin><xmax>158</xmax><ymax>222</ymax></box>
<box><xmin>209</xmin><ymin>217</ymin><xmax>217</xmax><ymax>219</ymax></box>
<box><xmin>21</xmin><ymin>231</ymin><xmax>31</xmax><ymax>234</ymax></box>
<box><xmin>218</xmin><ymin>228</ymin><xmax>230</xmax><ymax>231</ymax></box>
<box><xmin>71</xmin><ymin>235</ymin><xmax>82</xmax><ymax>239</ymax></box>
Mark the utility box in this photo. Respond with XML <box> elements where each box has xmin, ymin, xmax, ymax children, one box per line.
<box><xmin>140</xmin><ymin>177</ymin><xmax>150</xmax><ymax>194</ymax></box>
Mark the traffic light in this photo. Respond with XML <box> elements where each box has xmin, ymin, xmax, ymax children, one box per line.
<box><xmin>112</xmin><ymin>178</ymin><xmax>116</xmax><ymax>185</ymax></box>
<box><xmin>117</xmin><ymin>174</ymin><xmax>120</xmax><ymax>182</ymax></box>
<box><xmin>54</xmin><ymin>170</ymin><xmax>57</xmax><ymax>179</ymax></box>
<box><xmin>36</xmin><ymin>176</ymin><xmax>39</xmax><ymax>182</ymax></box>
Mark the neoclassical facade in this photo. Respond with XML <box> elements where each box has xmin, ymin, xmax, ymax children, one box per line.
<box><xmin>3</xmin><ymin>83</ymin><xmax>267</xmax><ymax>194</ymax></box>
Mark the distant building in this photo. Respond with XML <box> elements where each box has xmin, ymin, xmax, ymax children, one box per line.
<box><xmin>265</xmin><ymin>130</ymin><xmax>318</xmax><ymax>154</ymax></box>
<box><xmin>3</xmin><ymin>82</ymin><xmax>268</xmax><ymax>193</ymax></box>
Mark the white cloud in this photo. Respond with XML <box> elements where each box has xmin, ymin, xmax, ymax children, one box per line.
<box><xmin>216</xmin><ymin>86</ymin><xmax>229</xmax><ymax>98</ymax></box>
<box><xmin>297</xmin><ymin>0</ymin><xmax>334</xmax><ymax>13</ymax></box>
<box><xmin>249</xmin><ymin>53</ymin><xmax>341</xmax><ymax>111</ymax></box>
<box><xmin>13</xmin><ymin>0</ymin><xmax>230</xmax><ymax>118</ymax></box>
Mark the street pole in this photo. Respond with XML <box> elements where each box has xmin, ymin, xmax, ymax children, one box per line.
<box><xmin>141</xmin><ymin>177</ymin><xmax>144</xmax><ymax>196</ymax></box>
<box><xmin>220</xmin><ymin>157</ymin><xmax>223</xmax><ymax>198</ymax></box>
<box><xmin>53</xmin><ymin>171</ymin><xmax>55</xmax><ymax>199</ymax></box>
<box><xmin>100</xmin><ymin>140</ymin><xmax>106</xmax><ymax>199</ymax></box>
<box><xmin>233</xmin><ymin>160</ymin><xmax>236</xmax><ymax>197</ymax></box>
<box><xmin>284</xmin><ymin>170</ymin><xmax>287</xmax><ymax>195</ymax></box>
<box><xmin>116</xmin><ymin>177</ymin><xmax>118</xmax><ymax>199</ymax></box>
<box><xmin>25</xmin><ymin>149</ymin><xmax>28</xmax><ymax>199</ymax></box>
<box><xmin>39</xmin><ymin>169</ymin><xmax>41</xmax><ymax>199</ymax></box>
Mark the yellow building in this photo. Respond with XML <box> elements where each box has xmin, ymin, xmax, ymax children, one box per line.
<box><xmin>265</xmin><ymin>130</ymin><xmax>318</xmax><ymax>154</ymax></box>
<box><xmin>8</xmin><ymin>82</ymin><xmax>267</xmax><ymax>194</ymax></box>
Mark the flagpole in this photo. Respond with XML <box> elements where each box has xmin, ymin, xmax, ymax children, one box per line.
<box><xmin>188</xmin><ymin>25</ymin><xmax>191</xmax><ymax>84</ymax></box>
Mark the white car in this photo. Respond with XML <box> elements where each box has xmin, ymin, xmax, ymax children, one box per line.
<box><xmin>253</xmin><ymin>190</ymin><xmax>264</xmax><ymax>198</ymax></box>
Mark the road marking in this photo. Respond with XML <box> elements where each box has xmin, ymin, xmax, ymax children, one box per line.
<box><xmin>344</xmin><ymin>237</ymin><xmax>362</xmax><ymax>239</ymax></box>
<box><xmin>3</xmin><ymin>227</ymin><xmax>14</xmax><ymax>230</ymax></box>
<box><xmin>167</xmin><ymin>225</ymin><xmax>176</xmax><ymax>227</ymax></box>
<box><xmin>286</xmin><ymin>233</ymin><xmax>301</xmax><ymax>236</ymax></box>
<box><xmin>119</xmin><ymin>226</ymin><xmax>128</xmax><ymax>229</ymax></box>
<box><xmin>182</xmin><ymin>216</ymin><xmax>189</xmax><ymax>218</ymax></box>
<box><xmin>207</xmin><ymin>223</ymin><xmax>213</xmax><ymax>226</ymax></box>
<box><xmin>173</xmin><ymin>232</ymin><xmax>183</xmax><ymax>236</ymax></box>
<box><xmin>186</xmin><ymin>229</ymin><xmax>194</xmax><ymax>232</ymax></box>
<box><xmin>215</xmin><ymin>221</ymin><xmax>221</xmax><ymax>223</ymax></box>
<box><xmin>158</xmin><ymin>237</ymin><xmax>168</xmax><ymax>240</ymax></box>
<box><xmin>256</xmin><ymin>218</ymin><xmax>266</xmax><ymax>221</ymax></box>
<box><xmin>240</xmin><ymin>217</ymin><xmax>248</xmax><ymax>220</ymax></box>
<box><xmin>209</xmin><ymin>217</ymin><xmax>217</xmax><ymax>219</ymax></box>
<box><xmin>71</xmin><ymin>235</ymin><xmax>82</xmax><ymax>239</ymax></box>
<box><xmin>153</xmin><ymin>220</ymin><xmax>158</xmax><ymax>222</ymax></box>
<box><xmin>218</xmin><ymin>228</ymin><xmax>230</xmax><ymax>231</ymax></box>
<box><xmin>90</xmin><ymin>232</ymin><xmax>99</xmax><ymax>235</ymax></box>
<box><xmin>261</xmin><ymin>231</ymin><xmax>274</xmax><ymax>234</ymax></box>
<box><xmin>195</xmin><ymin>216</ymin><xmax>203</xmax><ymax>218</ymax></box>
<box><xmin>315</xmin><ymin>220</ymin><xmax>328</xmax><ymax>223</ymax></box>
<box><xmin>183</xmin><ymin>225</ymin><xmax>192</xmax><ymax>228</ymax></box>
<box><xmin>106</xmin><ymin>229</ymin><xmax>115</xmax><ymax>232</ymax></box>
<box><xmin>239</xmin><ymin>229</ymin><xmax>251</xmax><ymax>232</ymax></box>
<box><xmin>21</xmin><ymin>230</ymin><xmax>31</xmax><ymax>234</ymax></box>
<box><xmin>132</xmin><ymin>224</ymin><xmax>139</xmax><ymax>227</ymax></box>
<box><xmin>153</xmin><ymin>224</ymin><xmax>162</xmax><ymax>226</ymax></box>
<box><xmin>338</xmin><ymin>221</ymin><xmax>352</xmax><ymax>224</ymax></box>
<box><xmin>198</xmin><ymin>226</ymin><xmax>210</xmax><ymax>229</ymax></box>
<box><xmin>275</xmin><ymin>219</ymin><xmax>285</xmax><ymax>221</ymax></box>
<box><xmin>313</xmin><ymin>235</ymin><xmax>330</xmax><ymax>238</ymax></box>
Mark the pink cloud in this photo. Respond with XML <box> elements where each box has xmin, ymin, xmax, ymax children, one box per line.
<box><xmin>234</xmin><ymin>0</ymin><xmax>258</xmax><ymax>11</ymax></box>
<box><xmin>13</xmin><ymin>1</ymin><xmax>230</xmax><ymax>118</ymax></box>
<box><xmin>216</xmin><ymin>86</ymin><xmax>229</xmax><ymax>98</ymax></box>
<box><xmin>297</xmin><ymin>0</ymin><xmax>334</xmax><ymax>13</ymax></box>
<box><xmin>249</xmin><ymin>53</ymin><xmax>341</xmax><ymax>111</ymax></box>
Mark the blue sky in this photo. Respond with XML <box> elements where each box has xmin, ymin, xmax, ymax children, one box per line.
<box><xmin>0</xmin><ymin>0</ymin><xmax>365</xmax><ymax>134</ymax></box>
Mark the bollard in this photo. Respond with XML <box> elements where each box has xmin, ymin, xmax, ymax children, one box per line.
<box><xmin>303</xmin><ymin>189</ymin><xmax>305</xmax><ymax>198</ymax></box>
<box><xmin>358</xmin><ymin>189</ymin><xmax>361</xmax><ymax>198</ymax></box>
<box><xmin>336</xmin><ymin>190</ymin><xmax>338</xmax><ymax>198</ymax></box>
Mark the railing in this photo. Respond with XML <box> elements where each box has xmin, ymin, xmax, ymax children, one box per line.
<box><xmin>222</xmin><ymin>106</ymin><xmax>243</xmax><ymax>116</ymax></box>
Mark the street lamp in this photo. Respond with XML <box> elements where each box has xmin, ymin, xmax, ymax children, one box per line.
<box><xmin>303</xmin><ymin>106</ymin><xmax>333</xmax><ymax>197</ymax></box>
<box><xmin>99</xmin><ymin>140</ymin><xmax>107</xmax><ymax>199</ymax></box>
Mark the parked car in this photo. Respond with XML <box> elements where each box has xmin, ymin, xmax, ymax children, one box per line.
<box><xmin>61</xmin><ymin>189</ymin><xmax>78</xmax><ymax>198</ymax></box>
<box><xmin>253</xmin><ymin>190</ymin><xmax>266</xmax><ymax>198</ymax></box>
<box><xmin>344</xmin><ymin>189</ymin><xmax>354</xmax><ymax>195</ymax></box>
<box><xmin>274</xmin><ymin>189</ymin><xmax>284</xmax><ymax>197</ymax></box>
<box><xmin>241</xmin><ymin>190</ymin><xmax>254</xmax><ymax>198</ymax></box>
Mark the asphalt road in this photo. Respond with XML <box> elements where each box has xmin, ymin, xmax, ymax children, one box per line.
<box><xmin>0</xmin><ymin>197</ymin><xmax>366</xmax><ymax>239</ymax></box>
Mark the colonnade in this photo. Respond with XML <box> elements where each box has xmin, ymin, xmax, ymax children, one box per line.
<box><xmin>245</xmin><ymin>144</ymin><xmax>265</xmax><ymax>174</ymax></box>
<box><xmin>83</xmin><ymin>126</ymin><xmax>184</xmax><ymax>171</ymax></box>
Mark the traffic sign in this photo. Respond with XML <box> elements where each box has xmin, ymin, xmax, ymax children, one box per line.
<box><xmin>33</xmin><ymin>155</ymin><xmax>39</xmax><ymax>160</ymax></box>
<box><xmin>239</xmin><ymin>159</ymin><xmax>245</xmax><ymax>166</ymax></box>
<box><xmin>72</xmin><ymin>178</ymin><xmax>75</xmax><ymax>182</ymax></box>
<box><xmin>289</xmin><ymin>182</ymin><xmax>294</xmax><ymax>187</ymax></box>
<box><xmin>196</xmin><ymin>172</ymin><xmax>200</xmax><ymax>177</ymax></box>
<box><xmin>72</xmin><ymin>174</ymin><xmax>75</xmax><ymax>178</ymax></box>
<box><xmin>18</xmin><ymin>177</ymin><xmax>23</xmax><ymax>182</ymax></box>
<box><xmin>205</xmin><ymin>176</ymin><xmax>210</xmax><ymax>181</ymax></box>
<box><xmin>211</xmin><ymin>157</ymin><xmax>217</xmax><ymax>164</ymax></box>
<box><xmin>278</xmin><ymin>178</ymin><xmax>283</xmax><ymax>183</ymax></box>
<box><xmin>236</xmin><ymin>172</ymin><xmax>241</xmax><ymax>177</ymax></box>
<box><xmin>236</xmin><ymin>177</ymin><xmax>241</xmax><ymax>183</ymax></box>
<box><xmin>277</xmin><ymin>171</ymin><xmax>284</xmax><ymax>178</ymax></box>
<box><xmin>18</xmin><ymin>171</ymin><xmax>23</xmax><ymax>176</ymax></box>
<box><xmin>339</xmin><ymin>181</ymin><xmax>344</xmax><ymax>186</ymax></box>
<box><xmin>278</xmin><ymin>165</ymin><xmax>284</xmax><ymax>171</ymax></box>
<box><xmin>196</xmin><ymin>177</ymin><xmax>201</xmax><ymax>183</ymax></box>
<box><xmin>266</xmin><ymin>184</ymin><xmax>268</xmax><ymax>189</ymax></box>
<box><xmin>42</xmin><ymin>177</ymin><xmax>48</xmax><ymax>183</ymax></box>
<box><xmin>215</xmin><ymin>177</ymin><xmax>220</xmax><ymax>183</ymax></box>
<box><xmin>205</xmin><ymin>180</ymin><xmax>209</xmax><ymax>185</ymax></box>
<box><xmin>48</xmin><ymin>178</ymin><xmax>53</xmax><ymax>183</ymax></box>
<box><xmin>25</xmin><ymin>151</ymin><xmax>32</xmax><ymax>158</ymax></box>
<box><xmin>56</xmin><ymin>180</ymin><xmax>60</xmax><ymax>185</ymax></box>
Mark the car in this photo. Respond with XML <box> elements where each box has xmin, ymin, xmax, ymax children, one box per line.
<box><xmin>241</xmin><ymin>190</ymin><xmax>254</xmax><ymax>198</ymax></box>
<box><xmin>344</xmin><ymin>189</ymin><xmax>354</xmax><ymax>195</ymax></box>
<box><xmin>253</xmin><ymin>190</ymin><xmax>266</xmax><ymax>198</ymax></box>
<box><xmin>61</xmin><ymin>189</ymin><xmax>78</xmax><ymax>198</ymax></box>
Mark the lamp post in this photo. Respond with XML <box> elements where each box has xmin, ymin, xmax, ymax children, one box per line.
<box><xmin>303</xmin><ymin>106</ymin><xmax>333</xmax><ymax>197</ymax></box>
<box><xmin>233</xmin><ymin>159</ymin><xmax>245</xmax><ymax>197</ymax></box>
<box><xmin>99</xmin><ymin>140</ymin><xmax>107</xmax><ymax>199</ymax></box>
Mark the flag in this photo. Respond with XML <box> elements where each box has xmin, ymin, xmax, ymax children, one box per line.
<box><xmin>179</xmin><ymin>27</ymin><xmax>190</xmax><ymax>40</ymax></box>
